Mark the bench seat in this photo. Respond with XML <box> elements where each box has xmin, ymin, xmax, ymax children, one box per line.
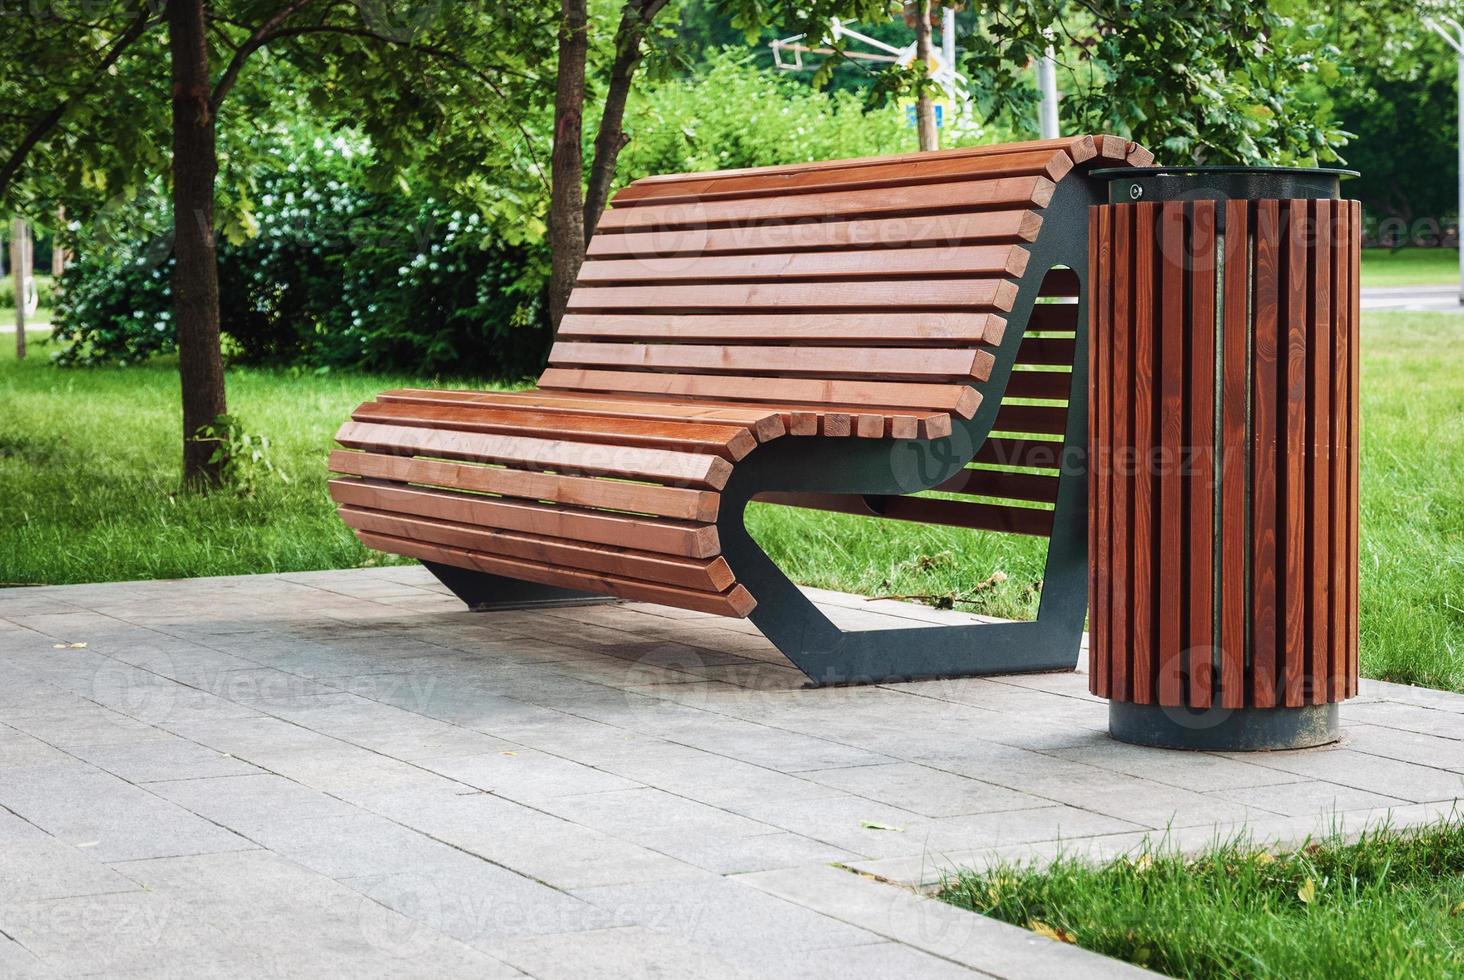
<box><xmin>329</xmin><ymin>134</ymin><xmax>1151</xmax><ymax>683</ymax></box>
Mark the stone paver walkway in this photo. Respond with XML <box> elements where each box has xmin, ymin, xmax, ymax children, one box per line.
<box><xmin>3</xmin><ymin>567</ymin><xmax>1462</xmax><ymax>978</ymax></box>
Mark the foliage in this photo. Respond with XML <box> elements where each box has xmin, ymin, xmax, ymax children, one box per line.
<box><xmin>193</xmin><ymin>413</ymin><xmax>291</xmax><ymax>497</ymax></box>
<box><xmin>620</xmin><ymin>49</ymin><xmax>916</xmax><ymax>176</ymax></box>
<box><xmin>1322</xmin><ymin>0</ymin><xmax>1464</xmax><ymax>226</ymax></box>
<box><xmin>959</xmin><ymin>1</ymin><xmax>1348</xmax><ymax>165</ymax></box>
<box><xmin>51</xmin><ymin>132</ymin><xmax>551</xmax><ymax>378</ymax></box>
<box><xmin>940</xmin><ymin>818</ymin><xmax>1464</xmax><ymax>980</ymax></box>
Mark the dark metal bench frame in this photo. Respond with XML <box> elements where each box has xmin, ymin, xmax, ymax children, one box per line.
<box><xmin>425</xmin><ymin>173</ymin><xmax>1099</xmax><ymax>686</ymax></box>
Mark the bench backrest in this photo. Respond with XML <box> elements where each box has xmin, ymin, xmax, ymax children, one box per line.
<box><xmin>543</xmin><ymin>135</ymin><xmax>1152</xmax><ymax>422</ymax></box>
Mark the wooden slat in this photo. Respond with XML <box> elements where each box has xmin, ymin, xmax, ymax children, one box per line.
<box><xmin>378</xmin><ymin>388</ymin><xmax>786</xmax><ymax>442</ymax></box>
<box><xmin>1309</xmin><ymin>200</ymin><xmax>1332</xmax><ymax>706</ymax></box>
<box><xmin>881</xmin><ymin>496</ymin><xmax>1054</xmax><ymax>536</ymax></box>
<box><xmin>992</xmin><ymin>403</ymin><xmax>1067</xmax><ymax>435</ymax></box>
<box><xmin>1157</xmin><ymin>202</ymin><xmax>1185</xmax><ymax>705</ymax></box>
<box><xmin>889</xmin><ymin>415</ymin><xmax>920</xmax><ymax>440</ymax></box>
<box><xmin>1348</xmin><ymin>200</ymin><xmax>1362</xmax><ymax>698</ymax></box>
<box><xmin>1219</xmin><ymin>200</ymin><xmax>1249</xmax><ymax>709</ymax></box>
<box><xmin>1282</xmin><ymin>199</ymin><xmax>1309</xmax><ymax>706</ymax></box>
<box><xmin>1089</xmin><ymin>203</ymin><xmax>1111</xmax><ymax>699</ymax></box>
<box><xmin>355</xmin><ymin>531</ymin><xmax>755</xmax><ymax>617</ymax></box>
<box><xmin>1131</xmin><ymin>201</ymin><xmax>1156</xmax><ymax>705</ymax></box>
<box><xmin>855</xmin><ymin>414</ymin><xmax>884</xmax><ymax>438</ymax></box>
<box><xmin>548</xmin><ymin>342</ymin><xmax>995</xmax><ymax>383</ymax></box>
<box><xmin>821</xmin><ymin>413</ymin><xmax>851</xmax><ymax>437</ymax></box>
<box><xmin>1026</xmin><ymin>304</ymin><xmax>1078</xmax><ymax>331</ymax></box>
<box><xmin>1251</xmin><ymin>199</ymin><xmax>1282</xmax><ymax>708</ymax></box>
<box><xmin>620</xmin><ymin>136</ymin><xmax>1101</xmax><ymax>188</ymax></box>
<box><xmin>557</xmin><ymin>312</ymin><xmax>1006</xmax><ymax>346</ymax></box>
<box><xmin>566</xmin><ymin>279</ymin><xmax>1019</xmax><ymax>313</ymax></box>
<box><xmin>1110</xmin><ymin>204</ymin><xmax>1133</xmax><ymax>702</ymax></box>
<box><xmin>1187</xmin><ymin>200</ymin><xmax>1217</xmax><ymax>708</ymax></box>
<box><xmin>612</xmin><ymin>148</ymin><xmax>1075</xmax><ymax>205</ymax></box>
<box><xmin>585</xmin><ymin>211</ymin><xmax>1043</xmax><ymax>259</ymax></box>
<box><xmin>339</xmin><ymin>506</ymin><xmax>734</xmax><ymax>591</ymax></box>
<box><xmin>937</xmin><ymin>467</ymin><xmax>1059</xmax><ymax>503</ymax></box>
<box><xmin>1329</xmin><ymin>200</ymin><xmax>1350</xmax><ymax>703</ymax></box>
<box><xmin>328</xmin><ymin>450</ymin><xmax>720</xmax><ymax>523</ymax></box>
<box><xmin>1016</xmin><ymin>336</ymin><xmax>1076</xmax><ymax>366</ymax></box>
<box><xmin>529</xmin><ymin>389</ymin><xmax>952</xmax><ymax>439</ymax></box>
<box><xmin>329</xmin><ymin>479</ymin><xmax>720</xmax><ymax>559</ymax></box>
<box><xmin>1004</xmin><ymin>368</ymin><xmax>1072</xmax><ymax>401</ymax></box>
<box><xmin>335</xmin><ymin>420</ymin><xmax>732</xmax><ymax>490</ymax></box>
<box><xmin>973</xmin><ymin>436</ymin><xmax>1063</xmax><ymax>469</ymax></box>
<box><xmin>596</xmin><ymin>176</ymin><xmax>1055</xmax><ymax>232</ymax></box>
<box><xmin>755</xmin><ymin>491</ymin><xmax>1053</xmax><ymax>536</ymax></box>
<box><xmin>538</xmin><ymin>368</ymin><xmax>981</xmax><ymax>417</ymax></box>
<box><xmin>352</xmin><ymin>400</ymin><xmax>757</xmax><ymax>462</ymax></box>
<box><xmin>576</xmin><ymin>245</ymin><xmax>1027</xmax><ymax>283</ymax></box>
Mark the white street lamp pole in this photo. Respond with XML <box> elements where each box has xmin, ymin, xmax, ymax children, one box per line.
<box><xmin>1425</xmin><ymin>16</ymin><xmax>1464</xmax><ymax>304</ymax></box>
<box><xmin>1037</xmin><ymin>45</ymin><xmax>1059</xmax><ymax>139</ymax></box>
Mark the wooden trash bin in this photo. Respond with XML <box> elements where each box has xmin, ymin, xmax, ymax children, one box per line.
<box><xmin>1086</xmin><ymin>167</ymin><xmax>1361</xmax><ymax>750</ymax></box>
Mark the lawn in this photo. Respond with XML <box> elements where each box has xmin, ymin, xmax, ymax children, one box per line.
<box><xmin>939</xmin><ymin>820</ymin><xmax>1464</xmax><ymax>980</ymax></box>
<box><xmin>1360</xmin><ymin>248</ymin><xmax>1460</xmax><ymax>288</ymax></box>
<box><xmin>1</xmin><ymin>311</ymin><xmax>1460</xmax><ymax>689</ymax></box>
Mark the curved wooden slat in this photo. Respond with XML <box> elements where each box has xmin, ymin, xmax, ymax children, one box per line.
<box><xmin>576</xmin><ymin>245</ymin><xmax>1028</xmax><ymax>283</ymax></box>
<box><xmin>378</xmin><ymin>388</ymin><xmax>785</xmax><ymax>442</ymax></box>
<box><xmin>335</xmin><ymin>420</ymin><xmax>732</xmax><ymax>490</ymax></box>
<box><xmin>612</xmin><ymin>148</ymin><xmax>1074</xmax><ymax>206</ymax></box>
<box><xmin>327</xmin><ymin>450</ymin><xmax>720</xmax><ymax>522</ymax></box>
<box><xmin>339</xmin><ymin>507</ymin><xmax>735</xmax><ymax>591</ymax></box>
<box><xmin>351</xmin><ymin>400</ymin><xmax>757</xmax><ymax>462</ymax></box>
<box><xmin>354</xmin><ymin>530</ymin><xmax>755</xmax><ymax>617</ymax></box>
<box><xmin>556</xmin><ymin>312</ymin><xmax>1005</xmax><ymax>346</ymax></box>
<box><xmin>546</xmin><ymin>343</ymin><xmax>995</xmax><ymax>384</ymax></box>
<box><xmin>585</xmin><ymin>210</ymin><xmax>1043</xmax><ymax>259</ymax></box>
<box><xmin>596</xmin><ymin>176</ymin><xmax>1055</xmax><ymax>232</ymax></box>
<box><xmin>537</xmin><ymin>368</ymin><xmax>982</xmax><ymax>417</ymax></box>
<box><xmin>329</xmin><ymin>479</ymin><xmax>720</xmax><ymax>558</ymax></box>
<box><xmin>565</xmin><ymin>279</ymin><xmax>1019</xmax><ymax>313</ymax></box>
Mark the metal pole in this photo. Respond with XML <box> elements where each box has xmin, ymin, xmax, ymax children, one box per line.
<box><xmin>1456</xmin><ymin>33</ymin><xmax>1463</xmax><ymax>303</ymax></box>
<box><xmin>941</xmin><ymin>6</ymin><xmax>955</xmax><ymax>80</ymax></box>
<box><xmin>1425</xmin><ymin>17</ymin><xmax>1464</xmax><ymax>303</ymax></box>
<box><xmin>1037</xmin><ymin>45</ymin><xmax>1059</xmax><ymax>139</ymax></box>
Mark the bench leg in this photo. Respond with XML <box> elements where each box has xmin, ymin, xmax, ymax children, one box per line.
<box><xmin>421</xmin><ymin>561</ymin><xmax>619</xmax><ymax>611</ymax></box>
<box><xmin>718</xmin><ymin>501</ymin><xmax>1086</xmax><ymax>686</ymax></box>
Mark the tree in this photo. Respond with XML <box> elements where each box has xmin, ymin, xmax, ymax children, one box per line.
<box><xmin>912</xmin><ymin>1</ymin><xmax>939</xmax><ymax>151</ymax></box>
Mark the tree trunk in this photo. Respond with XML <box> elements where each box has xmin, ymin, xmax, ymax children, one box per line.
<box><xmin>10</xmin><ymin>218</ymin><xmax>26</xmax><ymax>359</ymax></box>
<box><xmin>914</xmin><ymin>0</ymin><xmax>938</xmax><ymax>152</ymax></box>
<box><xmin>547</xmin><ymin>0</ymin><xmax>590</xmax><ymax>333</ymax></box>
<box><xmin>583</xmin><ymin>0</ymin><xmax>668</xmax><ymax>239</ymax></box>
<box><xmin>168</xmin><ymin>0</ymin><xmax>228</xmax><ymax>488</ymax></box>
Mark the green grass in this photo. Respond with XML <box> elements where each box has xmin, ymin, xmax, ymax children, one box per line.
<box><xmin>1361</xmin><ymin>248</ymin><xmax>1460</xmax><ymax>288</ymax></box>
<box><xmin>939</xmin><ymin>819</ymin><xmax>1464</xmax><ymax>980</ymax></box>
<box><xmin>0</xmin><ymin>333</ymin><xmax>432</xmax><ymax>585</ymax></box>
<box><xmin>1</xmin><ymin>312</ymin><xmax>1460</xmax><ymax>689</ymax></box>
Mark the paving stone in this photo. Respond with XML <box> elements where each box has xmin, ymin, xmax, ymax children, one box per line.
<box><xmin>491</xmin><ymin>925</ymin><xmax>757</xmax><ymax>980</ymax></box>
<box><xmin>0</xmin><ymin>767</ymin><xmax>254</xmax><ymax>862</ymax></box>
<box><xmin>1218</xmin><ymin>746</ymin><xmax>1464</xmax><ymax>804</ymax></box>
<box><xmin>736</xmin><ymin>864</ymin><xmax>1154</xmax><ymax>979</ymax></box>
<box><xmin>0</xmin><ymin>819</ymin><xmax>143</xmax><ymax>903</ymax></box>
<box><xmin>417</xmin><ymin>747</ymin><xmax>641</xmax><ymax>801</ymax></box>
<box><xmin>569</xmin><ymin>876</ymin><xmax>879</xmax><ymax>964</ymax></box>
<box><xmin>7</xmin><ymin>568</ymin><xmax>1464</xmax><ymax>977</ymax></box>
<box><xmin>1205</xmin><ymin>780</ymin><xmax>1409</xmax><ymax>817</ymax></box>
<box><xmin>799</xmin><ymin>762</ymin><xmax>1046</xmax><ymax>817</ymax></box>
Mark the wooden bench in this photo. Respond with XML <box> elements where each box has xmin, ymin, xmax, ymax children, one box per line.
<box><xmin>328</xmin><ymin>134</ymin><xmax>1151</xmax><ymax>684</ymax></box>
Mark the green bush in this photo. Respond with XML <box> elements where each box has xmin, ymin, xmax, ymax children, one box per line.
<box><xmin>52</xmin><ymin>135</ymin><xmax>549</xmax><ymax>378</ymax></box>
<box><xmin>621</xmin><ymin>49</ymin><xmax>914</xmax><ymax>178</ymax></box>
